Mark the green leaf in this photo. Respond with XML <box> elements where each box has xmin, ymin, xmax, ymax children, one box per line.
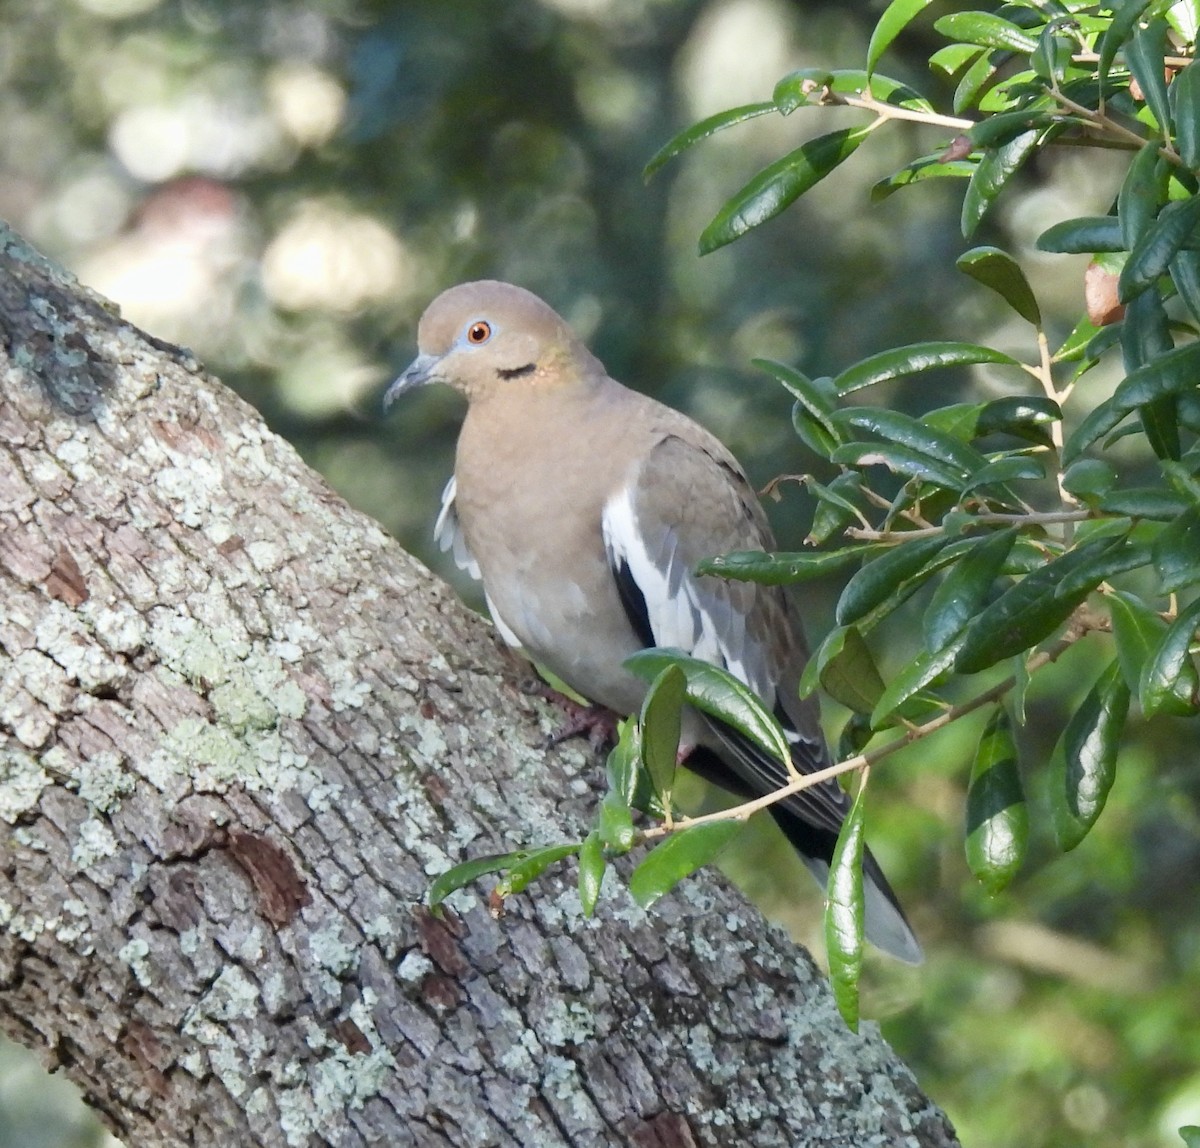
<box><xmin>1061</xmin><ymin>458</ymin><xmax>1117</xmax><ymax>502</ymax></box>
<box><xmin>924</xmin><ymin>528</ymin><xmax>1019</xmax><ymax>652</ymax></box>
<box><xmin>639</xmin><ymin>664</ymin><xmax>686</xmax><ymax>805</ymax></box>
<box><xmin>1052</xmin><ymin>540</ymin><xmax>1151</xmax><ymax>599</ymax></box>
<box><xmin>934</xmin><ymin>10</ymin><xmax>1038</xmax><ymax>52</ymax></box>
<box><xmin>1052</xmin><ymin>659</ymin><xmax>1130</xmax><ymax>851</ymax></box>
<box><xmin>812</xmin><ymin>625</ymin><xmax>887</xmax><ymax>715</ymax></box>
<box><xmin>807</xmin><ymin>473</ymin><xmax>869</xmax><ymax>546</ymax></box>
<box><xmin>834</xmin><ymin>341</ymin><xmax>1020</xmax><ymax>394</ymax></box>
<box><xmin>1141</xmin><ymin>596</ymin><xmax>1200</xmax><ymax>717</ymax></box>
<box><xmin>577</xmin><ymin>831</ymin><xmax>606</xmax><ymax>917</ymax></box>
<box><xmin>606</xmin><ymin>718</ymin><xmax>643</xmax><ymax>807</ymax></box>
<box><xmin>1119</xmin><ymin>141</ymin><xmax>1170</xmax><ymax>250</ymax></box>
<box><xmin>771</xmin><ymin>67</ymin><xmax>835</xmax><ymax>112</ymax></box>
<box><xmin>976</xmin><ymin>395</ymin><xmax>1062</xmax><ymax>445</ymax></box>
<box><xmin>1119</xmin><ymin>196</ymin><xmax>1200</xmax><ymax>302</ymax></box>
<box><xmin>1175</xmin><ymin>62</ymin><xmax>1200</xmax><ymax>171</ymax></box>
<box><xmin>956</xmin><ymin>536</ymin><xmax>1123</xmax><ymax>673</ymax></box>
<box><xmin>868</xmin><ymin>0</ymin><xmax>934</xmax><ymax>76</ymax></box>
<box><xmin>643</xmin><ymin>102</ymin><xmax>777</xmax><ymax>180</ymax></box>
<box><xmin>699</xmin><ymin>126</ymin><xmax>872</xmax><ymax>254</ymax></box>
<box><xmin>1179</xmin><ymin>1125</ymin><xmax>1200</xmax><ymax>1147</ymax></box>
<box><xmin>1109</xmin><ymin>589</ymin><xmax>1169</xmax><ymax>692</ymax></box>
<box><xmin>930</xmin><ymin>42</ymin><xmax>981</xmax><ymax>79</ymax></box>
<box><xmin>598</xmin><ymin>792</ymin><xmax>637</xmax><ymax>851</ymax></box>
<box><xmin>629</xmin><ymin>820</ymin><xmax>744</xmax><ymax>908</ymax></box>
<box><xmin>1064</xmin><ymin>342</ymin><xmax>1200</xmax><ymax>462</ymax></box>
<box><xmin>1153</xmin><ymin>506</ymin><xmax>1200</xmax><ymax>593</ymax></box>
<box><xmin>871</xmin><ymin>632</ymin><xmax>966</xmax><ymax>728</ymax></box>
<box><xmin>1126</xmin><ymin>18</ymin><xmax>1172</xmax><ymax>135</ymax></box>
<box><xmin>1037</xmin><ymin>215</ymin><xmax>1125</xmax><ymax>253</ymax></box>
<box><xmin>871</xmin><ymin>153</ymin><xmax>977</xmax><ymax>201</ymax></box>
<box><xmin>1098</xmin><ymin>0</ymin><xmax>1154</xmax><ymax>90</ymax></box>
<box><xmin>963</xmin><ymin>129</ymin><xmax>1042</xmax><ymax>237</ymax></box>
<box><xmin>1055</xmin><ymin>314</ymin><xmax>1104</xmax><ymax>362</ymax></box>
<box><xmin>830</xmin><ymin>441</ymin><xmax>974</xmax><ymax>489</ymax></box>
<box><xmin>965</xmin><ymin>707</ymin><xmax>1027</xmax><ymax>893</ymax></box>
<box><xmin>699</xmin><ymin>547</ymin><xmax>871</xmax><ymax>585</ymax></box>
<box><xmin>956</xmin><ymin>245</ymin><xmax>1041</xmax><ymax>325</ymax></box>
<box><xmin>825</xmin><ymin>781</ymin><xmax>868</xmax><ymax>1031</ymax></box>
<box><xmin>754</xmin><ymin>358</ymin><xmax>844</xmax><ymax>456</ymax></box>
<box><xmin>959</xmin><ymin>455</ymin><xmax>1045</xmax><ymax>495</ymax></box>
<box><xmin>829</xmin><ymin>406</ymin><xmax>988</xmax><ymax>479</ymax></box>
<box><xmin>837</xmin><ymin>534</ymin><xmax>953</xmax><ymax>625</ymax></box>
<box><xmin>1099</xmin><ymin>486</ymin><xmax>1191</xmax><ymax>519</ymax></box>
<box><xmin>495</xmin><ymin>843</ymin><xmax>585</xmax><ymax>897</ymax></box>
<box><xmin>428</xmin><ymin>843</ymin><xmax>581</xmax><ymax>910</ymax></box>
<box><xmin>1169</xmin><ymin>248</ymin><xmax>1200</xmax><ymax>324</ymax></box>
<box><xmin>625</xmin><ymin>650</ymin><xmax>792</xmax><ymax>769</ymax></box>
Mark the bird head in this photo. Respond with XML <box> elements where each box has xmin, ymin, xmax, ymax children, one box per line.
<box><xmin>384</xmin><ymin>280</ymin><xmax>598</xmax><ymax>408</ymax></box>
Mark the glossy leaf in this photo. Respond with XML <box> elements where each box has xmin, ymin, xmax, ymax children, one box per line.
<box><xmin>639</xmin><ymin>664</ymin><xmax>686</xmax><ymax>805</ymax></box>
<box><xmin>598</xmin><ymin>792</ymin><xmax>637</xmax><ymax>851</ymax></box>
<box><xmin>643</xmin><ymin>102</ymin><xmax>777</xmax><ymax>180</ymax></box>
<box><xmin>1152</xmin><ymin>507</ymin><xmax>1200</xmax><ymax>593</ymax></box>
<box><xmin>626</xmin><ymin>650</ymin><xmax>792</xmax><ymax>770</ymax></box>
<box><xmin>963</xmin><ymin>129</ymin><xmax>1042</xmax><ymax>237</ymax></box>
<box><xmin>1119</xmin><ymin>196</ymin><xmax>1200</xmax><ymax>302</ymax></box>
<box><xmin>1099</xmin><ymin>487</ymin><xmax>1191</xmax><ymax>519</ymax></box>
<box><xmin>771</xmin><ymin>67</ymin><xmax>835</xmax><ymax>112</ymax></box>
<box><xmin>1125</xmin><ymin>18</ymin><xmax>1172</xmax><ymax>135</ymax></box>
<box><xmin>1037</xmin><ymin>215</ymin><xmax>1125</xmax><ymax>253</ymax></box>
<box><xmin>934</xmin><ymin>10</ymin><xmax>1037</xmax><ymax>51</ymax></box>
<box><xmin>826</xmin><ymin>781</ymin><xmax>868</xmax><ymax>1031</ymax></box>
<box><xmin>772</xmin><ymin>68</ymin><xmax>932</xmax><ymax>113</ymax></box>
<box><xmin>1052</xmin><ymin>660</ymin><xmax>1129</xmax><ymax>851</ymax></box>
<box><xmin>1141</xmin><ymin>596</ymin><xmax>1200</xmax><ymax>717</ymax></box>
<box><xmin>699</xmin><ymin>126</ymin><xmax>872</xmax><ymax>254</ymax></box>
<box><xmin>1118</xmin><ymin>141</ymin><xmax>1169</xmax><ymax>250</ymax></box>
<box><xmin>807</xmin><ymin>473</ymin><xmax>870</xmax><ymax>546</ymax></box>
<box><xmin>829</xmin><ymin>406</ymin><xmax>987</xmax><ymax>478</ymax></box>
<box><xmin>1109</xmin><ymin>589</ymin><xmax>1169</xmax><ymax>692</ymax></box>
<box><xmin>1169</xmin><ymin>249</ymin><xmax>1200</xmax><ymax>325</ymax></box>
<box><xmin>834</xmin><ymin>341</ymin><xmax>1020</xmax><ymax>394</ymax></box>
<box><xmin>1061</xmin><ymin>458</ymin><xmax>1117</xmax><ymax>502</ymax></box>
<box><xmin>959</xmin><ymin>455</ymin><xmax>1045</xmax><ymax>495</ymax></box>
<box><xmin>1176</xmin><ymin>62</ymin><xmax>1200</xmax><ymax>171</ymax></box>
<box><xmin>1098</xmin><ymin>0</ymin><xmax>1154</xmax><ymax>88</ymax></box>
<box><xmin>956</xmin><ymin>245</ymin><xmax>1041</xmax><ymax>324</ymax></box>
<box><xmin>606</xmin><ymin>718</ymin><xmax>642</xmax><ymax>807</ymax></box>
<box><xmin>966</xmin><ymin>707</ymin><xmax>1027</xmax><ymax>893</ymax></box>
<box><xmin>577</xmin><ymin>831</ymin><xmax>606</xmax><ymax>917</ymax></box>
<box><xmin>1052</xmin><ymin>540</ymin><xmax>1150</xmax><ymax>599</ymax></box>
<box><xmin>976</xmin><ymin>395</ymin><xmax>1062</xmax><ymax>445</ymax></box>
<box><xmin>924</xmin><ymin>528</ymin><xmax>1018</xmax><ymax>653</ymax></box>
<box><xmin>1065</xmin><ymin>342</ymin><xmax>1200</xmax><ymax>462</ymax></box>
<box><xmin>830</xmin><ymin>441</ymin><xmax>972</xmax><ymax>489</ymax></box>
<box><xmin>868</xmin><ymin>0</ymin><xmax>934</xmax><ymax>76</ymax></box>
<box><xmin>837</xmin><ymin>534</ymin><xmax>952</xmax><ymax>625</ymax></box>
<box><xmin>629</xmin><ymin>820</ymin><xmax>744</xmax><ymax>908</ymax></box>
<box><xmin>954</xmin><ymin>48</ymin><xmax>1000</xmax><ymax>113</ymax></box>
<box><xmin>1179</xmin><ymin>1127</ymin><xmax>1200</xmax><ymax>1148</ymax></box>
<box><xmin>956</xmin><ymin>537</ymin><xmax>1122</xmax><ymax>673</ymax></box>
<box><xmin>428</xmin><ymin>843</ymin><xmax>580</xmax><ymax>910</ymax></box>
<box><xmin>872</xmin><ymin>154</ymin><xmax>977</xmax><ymax>201</ymax></box>
<box><xmin>495</xmin><ymin>843</ymin><xmax>585</xmax><ymax>898</ymax></box>
<box><xmin>813</xmin><ymin>625</ymin><xmax>886</xmax><ymax>715</ymax></box>
<box><xmin>699</xmin><ymin>546</ymin><xmax>871</xmax><ymax>585</ymax></box>
<box><xmin>871</xmin><ymin>633</ymin><xmax>966</xmax><ymax>727</ymax></box>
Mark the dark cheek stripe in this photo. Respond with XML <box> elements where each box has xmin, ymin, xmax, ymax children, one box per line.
<box><xmin>497</xmin><ymin>363</ymin><xmax>537</xmax><ymax>379</ymax></box>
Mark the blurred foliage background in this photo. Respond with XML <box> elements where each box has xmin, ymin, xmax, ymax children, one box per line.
<box><xmin>1</xmin><ymin>0</ymin><xmax>1198</xmax><ymax>1146</ymax></box>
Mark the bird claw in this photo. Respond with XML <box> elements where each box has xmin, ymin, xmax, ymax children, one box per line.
<box><xmin>522</xmin><ymin>680</ymin><xmax>618</xmax><ymax>751</ymax></box>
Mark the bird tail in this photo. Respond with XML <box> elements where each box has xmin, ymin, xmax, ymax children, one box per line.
<box><xmin>770</xmin><ymin>808</ymin><xmax>924</xmax><ymax>966</ymax></box>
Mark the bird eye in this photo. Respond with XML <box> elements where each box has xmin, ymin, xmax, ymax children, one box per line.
<box><xmin>466</xmin><ymin>321</ymin><xmax>492</xmax><ymax>345</ymax></box>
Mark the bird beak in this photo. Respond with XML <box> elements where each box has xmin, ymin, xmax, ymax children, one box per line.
<box><xmin>383</xmin><ymin>352</ymin><xmax>442</xmax><ymax>410</ymax></box>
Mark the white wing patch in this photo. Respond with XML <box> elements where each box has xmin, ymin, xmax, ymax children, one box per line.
<box><xmin>601</xmin><ymin>484</ymin><xmax>766</xmax><ymax>698</ymax></box>
<box><xmin>434</xmin><ymin>476</ymin><xmax>481</xmax><ymax>580</ymax></box>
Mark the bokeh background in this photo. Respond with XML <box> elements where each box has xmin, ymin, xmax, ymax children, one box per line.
<box><xmin>2</xmin><ymin>1</ymin><xmax>1199</xmax><ymax>1146</ymax></box>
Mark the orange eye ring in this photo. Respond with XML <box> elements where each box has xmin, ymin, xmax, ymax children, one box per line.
<box><xmin>466</xmin><ymin>320</ymin><xmax>492</xmax><ymax>345</ymax></box>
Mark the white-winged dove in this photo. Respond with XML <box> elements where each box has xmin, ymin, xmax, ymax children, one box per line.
<box><xmin>386</xmin><ymin>280</ymin><xmax>922</xmax><ymax>964</ymax></box>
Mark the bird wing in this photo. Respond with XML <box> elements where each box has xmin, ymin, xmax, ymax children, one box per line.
<box><xmin>434</xmin><ymin>476</ymin><xmax>481</xmax><ymax>580</ymax></box>
<box><xmin>600</xmin><ymin>431</ymin><xmax>852</xmax><ymax>838</ymax></box>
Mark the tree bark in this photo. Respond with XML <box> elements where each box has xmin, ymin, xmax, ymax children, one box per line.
<box><xmin>0</xmin><ymin>223</ymin><xmax>959</xmax><ymax>1148</ymax></box>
